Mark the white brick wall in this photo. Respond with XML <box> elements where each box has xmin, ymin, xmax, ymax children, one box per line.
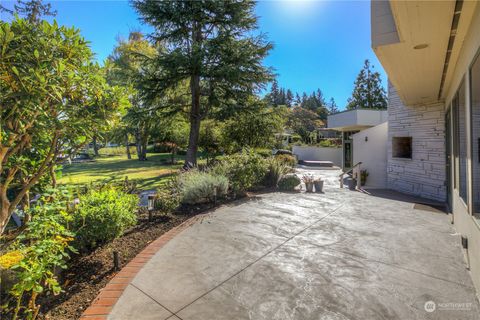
<box><xmin>387</xmin><ymin>82</ymin><xmax>446</xmax><ymax>202</ymax></box>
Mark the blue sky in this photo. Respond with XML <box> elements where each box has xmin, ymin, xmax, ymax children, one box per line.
<box><xmin>1</xmin><ymin>0</ymin><xmax>387</xmax><ymax>109</ymax></box>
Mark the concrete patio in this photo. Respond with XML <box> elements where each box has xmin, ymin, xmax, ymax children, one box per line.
<box><xmin>109</xmin><ymin>169</ymin><xmax>480</xmax><ymax>320</ymax></box>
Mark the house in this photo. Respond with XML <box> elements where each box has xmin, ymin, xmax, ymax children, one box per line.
<box><xmin>363</xmin><ymin>0</ymin><xmax>480</xmax><ymax>296</ymax></box>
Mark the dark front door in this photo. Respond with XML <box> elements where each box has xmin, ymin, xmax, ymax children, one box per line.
<box><xmin>344</xmin><ymin>140</ymin><xmax>352</xmax><ymax>169</ymax></box>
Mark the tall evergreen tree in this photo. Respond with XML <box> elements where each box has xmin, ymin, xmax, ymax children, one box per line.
<box><xmin>133</xmin><ymin>0</ymin><xmax>273</xmax><ymax>165</ymax></box>
<box><xmin>270</xmin><ymin>79</ymin><xmax>280</xmax><ymax>106</ymax></box>
<box><xmin>315</xmin><ymin>89</ymin><xmax>326</xmax><ymax>108</ymax></box>
<box><xmin>329</xmin><ymin>97</ymin><xmax>339</xmax><ymax>114</ymax></box>
<box><xmin>295</xmin><ymin>93</ymin><xmax>301</xmax><ymax>105</ymax></box>
<box><xmin>0</xmin><ymin>0</ymin><xmax>56</xmax><ymax>23</ymax></box>
<box><xmin>347</xmin><ymin>59</ymin><xmax>387</xmax><ymax>110</ymax></box>
<box><xmin>286</xmin><ymin>89</ymin><xmax>294</xmax><ymax>107</ymax></box>
<box><xmin>279</xmin><ymin>88</ymin><xmax>286</xmax><ymax>105</ymax></box>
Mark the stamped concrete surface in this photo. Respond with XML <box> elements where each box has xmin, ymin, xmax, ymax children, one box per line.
<box><xmin>109</xmin><ymin>169</ymin><xmax>480</xmax><ymax>320</ymax></box>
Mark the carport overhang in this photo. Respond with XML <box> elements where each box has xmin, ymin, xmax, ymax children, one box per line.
<box><xmin>372</xmin><ymin>0</ymin><xmax>478</xmax><ymax>106</ymax></box>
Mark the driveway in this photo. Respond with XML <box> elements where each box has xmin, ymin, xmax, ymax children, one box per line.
<box><xmin>109</xmin><ymin>169</ymin><xmax>480</xmax><ymax>320</ymax></box>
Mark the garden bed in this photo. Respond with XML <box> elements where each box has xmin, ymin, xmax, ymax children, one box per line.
<box><xmin>37</xmin><ymin>210</ymin><xmax>192</xmax><ymax>320</ymax></box>
<box><xmin>36</xmin><ymin>194</ymin><xmax>249</xmax><ymax>320</ymax></box>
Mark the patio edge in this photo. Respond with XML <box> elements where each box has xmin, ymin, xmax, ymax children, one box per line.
<box><xmin>80</xmin><ymin>214</ymin><xmax>204</xmax><ymax>319</ymax></box>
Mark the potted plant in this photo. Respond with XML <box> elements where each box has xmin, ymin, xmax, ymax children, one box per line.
<box><xmin>302</xmin><ymin>174</ymin><xmax>315</xmax><ymax>193</ymax></box>
<box><xmin>360</xmin><ymin>169</ymin><xmax>369</xmax><ymax>186</ymax></box>
<box><xmin>314</xmin><ymin>177</ymin><xmax>324</xmax><ymax>193</ymax></box>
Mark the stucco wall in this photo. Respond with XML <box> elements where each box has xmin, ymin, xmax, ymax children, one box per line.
<box><xmin>387</xmin><ymin>83</ymin><xmax>446</xmax><ymax>201</ymax></box>
<box><xmin>292</xmin><ymin>146</ymin><xmax>342</xmax><ymax>167</ymax></box>
<box><xmin>353</xmin><ymin>122</ymin><xmax>388</xmax><ymax>188</ymax></box>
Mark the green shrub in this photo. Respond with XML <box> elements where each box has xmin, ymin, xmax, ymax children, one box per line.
<box><xmin>316</xmin><ymin>138</ymin><xmax>341</xmax><ymax>148</ymax></box>
<box><xmin>1</xmin><ymin>188</ymin><xmax>76</xmax><ymax>319</ymax></box>
<box><xmin>176</xmin><ymin>149</ymin><xmax>187</xmax><ymax>156</ymax></box>
<box><xmin>155</xmin><ymin>179</ymin><xmax>181</xmax><ymax>213</ymax></box>
<box><xmin>263</xmin><ymin>158</ymin><xmax>289</xmax><ymax>188</ymax></box>
<box><xmin>151</xmin><ymin>142</ymin><xmax>174</xmax><ymax>153</ymax></box>
<box><xmin>178</xmin><ymin>171</ymin><xmax>229</xmax><ymax>205</ymax></box>
<box><xmin>275</xmin><ymin>154</ymin><xmax>297</xmax><ymax>167</ymax></box>
<box><xmin>212</xmin><ymin>151</ymin><xmax>268</xmax><ymax>193</ymax></box>
<box><xmin>74</xmin><ymin>188</ymin><xmax>138</xmax><ymax>249</ymax></box>
<box><xmin>254</xmin><ymin>148</ymin><xmax>273</xmax><ymax>158</ymax></box>
<box><xmin>278</xmin><ymin>174</ymin><xmax>301</xmax><ymax>191</ymax></box>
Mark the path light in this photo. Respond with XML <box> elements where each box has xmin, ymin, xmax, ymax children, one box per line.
<box><xmin>148</xmin><ymin>194</ymin><xmax>155</xmax><ymax>222</ymax></box>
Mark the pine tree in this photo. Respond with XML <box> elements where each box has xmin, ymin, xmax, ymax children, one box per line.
<box><xmin>301</xmin><ymin>92</ymin><xmax>308</xmax><ymax>108</ymax></box>
<box><xmin>347</xmin><ymin>59</ymin><xmax>387</xmax><ymax>110</ymax></box>
<box><xmin>270</xmin><ymin>79</ymin><xmax>280</xmax><ymax>106</ymax></box>
<box><xmin>315</xmin><ymin>89</ymin><xmax>326</xmax><ymax>109</ymax></box>
<box><xmin>133</xmin><ymin>0</ymin><xmax>273</xmax><ymax>165</ymax></box>
<box><xmin>286</xmin><ymin>89</ymin><xmax>294</xmax><ymax>107</ymax></box>
<box><xmin>295</xmin><ymin>93</ymin><xmax>301</xmax><ymax>105</ymax></box>
<box><xmin>329</xmin><ymin>97</ymin><xmax>339</xmax><ymax>114</ymax></box>
<box><xmin>1</xmin><ymin>0</ymin><xmax>56</xmax><ymax>23</ymax></box>
<box><xmin>279</xmin><ymin>88</ymin><xmax>286</xmax><ymax>105</ymax></box>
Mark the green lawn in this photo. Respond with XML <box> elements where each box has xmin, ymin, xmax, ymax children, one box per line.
<box><xmin>59</xmin><ymin>153</ymin><xmax>184</xmax><ymax>190</ymax></box>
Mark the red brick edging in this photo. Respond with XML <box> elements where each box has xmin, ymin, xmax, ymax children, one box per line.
<box><xmin>80</xmin><ymin>215</ymin><xmax>203</xmax><ymax>319</ymax></box>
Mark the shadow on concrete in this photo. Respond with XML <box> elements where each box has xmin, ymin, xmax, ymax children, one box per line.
<box><xmin>362</xmin><ymin>188</ymin><xmax>447</xmax><ymax>214</ymax></box>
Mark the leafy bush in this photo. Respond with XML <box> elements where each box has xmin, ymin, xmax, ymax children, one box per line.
<box><xmin>178</xmin><ymin>171</ymin><xmax>229</xmax><ymax>205</ymax></box>
<box><xmin>263</xmin><ymin>158</ymin><xmax>290</xmax><ymax>188</ymax></box>
<box><xmin>74</xmin><ymin>188</ymin><xmax>138</xmax><ymax>249</ymax></box>
<box><xmin>254</xmin><ymin>148</ymin><xmax>273</xmax><ymax>158</ymax></box>
<box><xmin>318</xmin><ymin>139</ymin><xmax>341</xmax><ymax>148</ymax></box>
<box><xmin>176</xmin><ymin>149</ymin><xmax>187</xmax><ymax>156</ymax></box>
<box><xmin>154</xmin><ymin>179</ymin><xmax>181</xmax><ymax>213</ymax></box>
<box><xmin>0</xmin><ymin>188</ymin><xmax>76</xmax><ymax>319</ymax></box>
<box><xmin>151</xmin><ymin>142</ymin><xmax>175</xmax><ymax>153</ymax></box>
<box><xmin>275</xmin><ymin>154</ymin><xmax>297</xmax><ymax>167</ymax></box>
<box><xmin>278</xmin><ymin>174</ymin><xmax>301</xmax><ymax>191</ymax></box>
<box><xmin>212</xmin><ymin>151</ymin><xmax>268</xmax><ymax>193</ymax></box>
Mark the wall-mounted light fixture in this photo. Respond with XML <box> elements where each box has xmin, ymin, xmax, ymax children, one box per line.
<box><xmin>413</xmin><ymin>43</ymin><xmax>429</xmax><ymax>50</ymax></box>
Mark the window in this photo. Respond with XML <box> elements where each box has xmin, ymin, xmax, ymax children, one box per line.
<box><xmin>471</xmin><ymin>53</ymin><xmax>480</xmax><ymax>219</ymax></box>
<box><xmin>453</xmin><ymin>80</ymin><xmax>468</xmax><ymax>205</ymax></box>
<box><xmin>392</xmin><ymin>137</ymin><xmax>412</xmax><ymax>159</ymax></box>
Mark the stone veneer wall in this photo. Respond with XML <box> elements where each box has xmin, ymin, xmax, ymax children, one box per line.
<box><xmin>387</xmin><ymin>83</ymin><xmax>446</xmax><ymax>202</ymax></box>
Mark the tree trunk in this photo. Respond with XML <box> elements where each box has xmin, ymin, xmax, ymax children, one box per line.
<box><xmin>185</xmin><ymin>21</ymin><xmax>202</xmax><ymax>167</ymax></box>
<box><xmin>0</xmin><ymin>190</ymin><xmax>11</xmax><ymax>234</ymax></box>
<box><xmin>141</xmin><ymin>138</ymin><xmax>148</xmax><ymax>161</ymax></box>
<box><xmin>125</xmin><ymin>133</ymin><xmax>131</xmax><ymax>160</ymax></box>
<box><xmin>135</xmin><ymin>129</ymin><xmax>142</xmax><ymax>160</ymax></box>
<box><xmin>93</xmin><ymin>136</ymin><xmax>99</xmax><ymax>157</ymax></box>
<box><xmin>50</xmin><ymin>165</ymin><xmax>57</xmax><ymax>188</ymax></box>
<box><xmin>185</xmin><ymin>73</ymin><xmax>201</xmax><ymax>166</ymax></box>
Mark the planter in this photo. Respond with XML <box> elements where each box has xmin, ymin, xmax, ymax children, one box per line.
<box><xmin>314</xmin><ymin>180</ymin><xmax>324</xmax><ymax>193</ymax></box>
<box><xmin>305</xmin><ymin>182</ymin><xmax>314</xmax><ymax>193</ymax></box>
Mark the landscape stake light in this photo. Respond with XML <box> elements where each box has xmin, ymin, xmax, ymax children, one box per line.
<box><xmin>148</xmin><ymin>195</ymin><xmax>155</xmax><ymax>221</ymax></box>
<box><xmin>147</xmin><ymin>194</ymin><xmax>155</xmax><ymax>211</ymax></box>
